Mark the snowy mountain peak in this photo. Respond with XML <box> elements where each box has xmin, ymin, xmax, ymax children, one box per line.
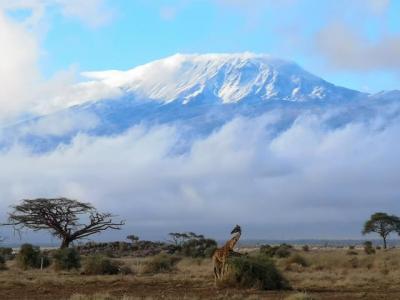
<box><xmin>82</xmin><ymin>53</ymin><xmax>362</xmax><ymax>104</ymax></box>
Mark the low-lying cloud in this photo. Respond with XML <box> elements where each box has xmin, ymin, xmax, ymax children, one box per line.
<box><xmin>1</xmin><ymin>106</ymin><xmax>400</xmax><ymax>243</ymax></box>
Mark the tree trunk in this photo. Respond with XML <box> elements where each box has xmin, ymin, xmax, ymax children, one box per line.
<box><xmin>383</xmin><ymin>236</ymin><xmax>387</xmax><ymax>249</ymax></box>
<box><xmin>60</xmin><ymin>236</ymin><xmax>71</xmax><ymax>249</ymax></box>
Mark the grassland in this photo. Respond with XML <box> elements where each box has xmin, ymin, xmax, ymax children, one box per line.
<box><xmin>1</xmin><ymin>246</ymin><xmax>400</xmax><ymax>299</ymax></box>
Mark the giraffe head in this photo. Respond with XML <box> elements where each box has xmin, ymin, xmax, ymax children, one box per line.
<box><xmin>230</xmin><ymin>224</ymin><xmax>241</xmax><ymax>240</ymax></box>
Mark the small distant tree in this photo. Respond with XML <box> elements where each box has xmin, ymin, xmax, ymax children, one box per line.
<box><xmin>168</xmin><ymin>232</ymin><xmax>204</xmax><ymax>246</ymax></box>
<box><xmin>127</xmin><ymin>234</ymin><xmax>139</xmax><ymax>244</ymax></box>
<box><xmin>362</xmin><ymin>212</ymin><xmax>400</xmax><ymax>249</ymax></box>
<box><xmin>7</xmin><ymin>198</ymin><xmax>125</xmax><ymax>249</ymax></box>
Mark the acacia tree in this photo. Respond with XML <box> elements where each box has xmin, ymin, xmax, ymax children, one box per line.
<box><xmin>126</xmin><ymin>234</ymin><xmax>139</xmax><ymax>244</ymax></box>
<box><xmin>7</xmin><ymin>198</ymin><xmax>125</xmax><ymax>249</ymax></box>
<box><xmin>362</xmin><ymin>212</ymin><xmax>400</xmax><ymax>249</ymax></box>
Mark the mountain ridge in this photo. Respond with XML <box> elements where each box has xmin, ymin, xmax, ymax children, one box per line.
<box><xmin>1</xmin><ymin>53</ymin><xmax>399</xmax><ymax>153</ymax></box>
<box><xmin>80</xmin><ymin>52</ymin><xmax>364</xmax><ymax>105</ymax></box>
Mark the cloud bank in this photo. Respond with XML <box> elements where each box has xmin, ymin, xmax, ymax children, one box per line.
<box><xmin>1</xmin><ymin>105</ymin><xmax>400</xmax><ymax>242</ymax></box>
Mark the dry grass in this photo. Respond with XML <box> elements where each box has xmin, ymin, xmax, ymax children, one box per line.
<box><xmin>0</xmin><ymin>248</ymin><xmax>399</xmax><ymax>299</ymax></box>
<box><xmin>282</xmin><ymin>247</ymin><xmax>400</xmax><ymax>292</ymax></box>
<box><xmin>284</xmin><ymin>292</ymin><xmax>315</xmax><ymax>300</ymax></box>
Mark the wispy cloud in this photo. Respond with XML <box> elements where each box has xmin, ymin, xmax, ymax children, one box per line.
<box><xmin>314</xmin><ymin>22</ymin><xmax>400</xmax><ymax>72</ymax></box>
<box><xmin>56</xmin><ymin>0</ymin><xmax>116</xmax><ymax>28</ymax></box>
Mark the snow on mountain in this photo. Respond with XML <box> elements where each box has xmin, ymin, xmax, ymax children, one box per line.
<box><xmin>4</xmin><ymin>53</ymin><xmax>400</xmax><ymax>153</ymax></box>
<box><xmin>81</xmin><ymin>53</ymin><xmax>363</xmax><ymax>104</ymax></box>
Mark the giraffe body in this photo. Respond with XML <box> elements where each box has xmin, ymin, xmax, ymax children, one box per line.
<box><xmin>212</xmin><ymin>225</ymin><xmax>241</xmax><ymax>284</ymax></box>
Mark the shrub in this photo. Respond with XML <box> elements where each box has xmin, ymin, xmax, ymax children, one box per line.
<box><xmin>302</xmin><ymin>245</ymin><xmax>309</xmax><ymax>252</ymax></box>
<box><xmin>119</xmin><ymin>265</ymin><xmax>133</xmax><ymax>275</ymax></box>
<box><xmin>260</xmin><ymin>244</ymin><xmax>273</xmax><ymax>256</ymax></box>
<box><xmin>204</xmin><ymin>245</ymin><xmax>218</xmax><ymax>258</ymax></box>
<box><xmin>364</xmin><ymin>241</ymin><xmax>375</xmax><ymax>255</ymax></box>
<box><xmin>53</xmin><ymin>248</ymin><xmax>81</xmax><ymax>270</ymax></box>
<box><xmin>167</xmin><ymin>232</ymin><xmax>218</xmax><ymax>258</ymax></box>
<box><xmin>83</xmin><ymin>255</ymin><xmax>119</xmax><ymax>275</ymax></box>
<box><xmin>346</xmin><ymin>250</ymin><xmax>358</xmax><ymax>256</ymax></box>
<box><xmin>16</xmin><ymin>244</ymin><xmax>50</xmax><ymax>270</ymax></box>
<box><xmin>349</xmin><ymin>245</ymin><xmax>355</xmax><ymax>250</ymax></box>
<box><xmin>286</xmin><ymin>254</ymin><xmax>309</xmax><ymax>267</ymax></box>
<box><xmin>142</xmin><ymin>254</ymin><xmax>180</xmax><ymax>274</ymax></box>
<box><xmin>181</xmin><ymin>238</ymin><xmax>217</xmax><ymax>258</ymax></box>
<box><xmin>0</xmin><ymin>255</ymin><xmax>6</xmax><ymax>270</ymax></box>
<box><xmin>260</xmin><ymin>244</ymin><xmax>292</xmax><ymax>258</ymax></box>
<box><xmin>275</xmin><ymin>247</ymin><xmax>291</xmax><ymax>258</ymax></box>
<box><xmin>0</xmin><ymin>248</ymin><xmax>14</xmax><ymax>260</ymax></box>
<box><xmin>227</xmin><ymin>255</ymin><xmax>288</xmax><ymax>290</ymax></box>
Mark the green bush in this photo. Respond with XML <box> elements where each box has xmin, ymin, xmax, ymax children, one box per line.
<box><xmin>168</xmin><ymin>232</ymin><xmax>217</xmax><ymax>258</ymax></box>
<box><xmin>83</xmin><ymin>255</ymin><xmax>119</xmax><ymax>275</ymax></box>
<box><xmin>0</xmin><ymin>255</ymin><xmax>6</xmax><ymax>270</ymax></box>
<box><xmin>364</xmin><ymin>241</ymin><xmax>375</xmax><ymax>255</ymax></box>
<box><xmin>275</xmin><ymin>247</ymin><xmax>291</xmax><ymax>258</ymax></box>
<box><xmin>181</xmin><ymin>238</ymin><xmax>217</xmax><ymax>258</ymax></box>
<box><xmin>0</xmin><ymin>248</ymin><xmax>14</xmax><ymax>260</ymax></box>
<box><xmin>228</xmin><ymin>255</ymin><xmax>288</xmax><ymax>290</ymax></box>
<box><xmin>16</xmin><ymin>244</ymin><xmax>50</xmax><ymax>270</ymax></box>
<box><xmin>260</xmin><ymin>244</ymin><xmax>292</xmax><ymax>258</ymax></box>
<box><xmin>142</xmin><ymin>254</ymin><xmax>180</xmax><ymax>274</ymax></box>
<box><xmin>53</xmin><ymin>248</ymin><xmax>81</xmax><ymax>270</ymax></box>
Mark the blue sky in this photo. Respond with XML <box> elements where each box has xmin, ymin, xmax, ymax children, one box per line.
<box><xmin>6</xmin><ymin>0</ymin><xmax>400</xmax><ymax>93</ymax></box>
<box><xmin>1</xmin><ymin>1</ymin><xmax>400</xmax><ymax>242</ymax></box>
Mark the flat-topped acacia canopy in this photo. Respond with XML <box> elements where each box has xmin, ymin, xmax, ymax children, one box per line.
<box><xmin>6</xmin><ymin>198</ymin><xmax>125</xmax><ymax>248</ymax></box>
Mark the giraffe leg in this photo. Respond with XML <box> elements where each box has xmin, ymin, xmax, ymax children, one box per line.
<box><xmin>213</xmin><ymin>255</ymin><xmax>221</xmax><ymax>286</ymax></box>
<box><xmin>221</xmin><ymin>258</ymin><xmax>226</xmax><ymax>278</ymax></box>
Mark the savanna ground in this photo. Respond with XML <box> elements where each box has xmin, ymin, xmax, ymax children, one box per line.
<box><xmin>1</xmin><ymin>246</ymin><xmax>400</xmax><ymax>300</ymax></box>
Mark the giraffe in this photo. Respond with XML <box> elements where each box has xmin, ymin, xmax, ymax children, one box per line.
<box><xmin>212</xmin><ymin>225</ymin><xmax>242</xmax><ymax>284</ymax></box>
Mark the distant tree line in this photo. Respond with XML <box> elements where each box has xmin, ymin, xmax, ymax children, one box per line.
<box><xmin>3</xmin><ymin>198</ymin><xmax>399</xmax><ymax>252</ymax></box>
<box><xmin>1</xmin><ymin>197</ymin><xmax>217</xmax><ymax>258</ymax></box>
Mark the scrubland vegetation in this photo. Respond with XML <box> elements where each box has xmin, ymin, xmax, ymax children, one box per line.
<box><xmin>0</xmin><ymin>243</ymin><xmax>399</xmax><ymax>299</ymax></box>
<box><xmin>2</xmin><ymin>198</ymin><xmax>400</xmax><ymax>299</ymax></box>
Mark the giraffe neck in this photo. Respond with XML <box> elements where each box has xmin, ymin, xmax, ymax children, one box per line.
<box><xmin>225</xmin><ymin>232</ymin><xmax>241</xmax><ymax>251</ymax></box>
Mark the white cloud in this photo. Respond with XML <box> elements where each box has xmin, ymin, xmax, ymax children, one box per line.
<box><xmin>19</xmin><ymin>111</ymin><xmax>99</xmax><ymax>136</ymax></box>
<box><xmin>0</xmin><ymin>11</ymin><xmax>40</xmax><ymax>120</ymax></box>
<box><xmin>1</xmin><ymin>108</ymin><xmax>400</xmax><ymax>241</ymax></box>
<box><xmin>0</xmin><ymin>0</ymin><xmax>115</xmax><ymax>28</ymax></box>
<box><xmin>315</xmin><ymin>22</ymin><xmax>400</xmax><ymax>71</ymax></box>
<box><xmin>366</xmin><ymin>0</ymin><xmax>391</xmax><ymax>15</ymax></box>
<box><xmin>0</xmin><ymin>0</ymin><xmax>117</xmax><ymax>122</ymax></box>
<box><xmin>160</xmin><ymin>6</ymin><xmax>178</xmax><ymax>21</ymax></box>
<box><xmin>56</xmin><ymin>0</ymin><xmax>115</xmax><ymax>28</ymax></box>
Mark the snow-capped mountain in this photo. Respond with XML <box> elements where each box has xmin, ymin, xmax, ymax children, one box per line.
<box><xmin>2</xmin><ymin>53</ymin><xmax>399</xmax><ymax>152</ymax></box>
<box><xmin>81</xmin><ymin>53</ymin><xmax>363</xmax><ymax>104</ymax></box>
